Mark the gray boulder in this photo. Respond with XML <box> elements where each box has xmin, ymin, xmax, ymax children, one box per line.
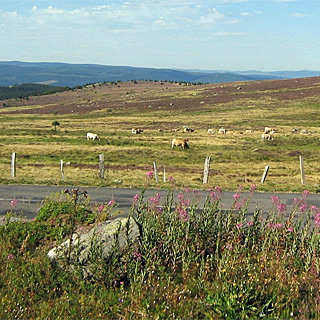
<box><xmin>48</xmin><ymin>217</ymin><xmax>140</xmax><ymax>275</ymax></box>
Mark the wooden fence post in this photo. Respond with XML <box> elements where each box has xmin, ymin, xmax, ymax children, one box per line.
<box><xmin>163</xmin><ymin>166</ymin><xmax>166</xmax><ymax>183</ymax></box>
<box><xmin>299</xmin><ymin>155</ymin><xmax>305</xmax><ymax>185</ymax></box>
<box><xmin>11</xmin><ymin>152</ymin><xmax>16</xmax><ymax>178</ymax></box>
<box><xmin>203</xmin><ymin>156</ymin><xmax>211</xmax><ymax>184</ymax></box>
<box><xmin>99</xmin><ymin>154</ymin><xmax>105</xmax><ymax>179</ymax></box>
<box><xmin>60</xmin><ymin>159</ymin><xmax>65</xmax><ymax>180</ymax></box>
<box><xmin>153</xmin><ymin>161</ymin><xmax>158</xmax><ymax>183</ymax></box>
<box><xmin>261</xmin><ymin>165</ymin><xmax>269</xmax><ymax>184</ymax></box>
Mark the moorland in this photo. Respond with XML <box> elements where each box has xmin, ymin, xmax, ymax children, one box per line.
<box><xmin>0</xmin><ymin>76</ymin><xmax>319</xmax><ymax>193</ymax></box>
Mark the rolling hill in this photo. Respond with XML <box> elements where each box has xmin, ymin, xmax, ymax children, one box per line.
<box><xmin>0</xmin><ymin>61</ymin><xmax>311</xmax><ymax>88</ymax></box>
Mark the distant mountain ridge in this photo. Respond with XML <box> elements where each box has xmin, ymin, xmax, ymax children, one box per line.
<box><xmin>1</xmin><ymin>61</ymin><xmax>320</xmax><ymax>88</ymax></box>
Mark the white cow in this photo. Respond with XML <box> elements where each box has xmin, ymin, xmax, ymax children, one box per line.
<box><xmin>87</xmin><ymin>132</ymin><xmax>100</xmax><ymax>140</ymax></box>
<box><xmin>132</xmin><ymin>128</ymin><xmax>143</xmax><ymax>134</ymax></box>
<box><xmin>183</xmin><ymin>127</ymin><xmax>194</xmax><ymax>133</ymax></box>
<box><xmin>264</xmin><ymin>127</ymin><xmax>275</xmax><ymax>134</ymax></box>
<box><xmin>261</xmin><ymin>132</ymin><xmax>274</xmax><ymax>140</ymax></box>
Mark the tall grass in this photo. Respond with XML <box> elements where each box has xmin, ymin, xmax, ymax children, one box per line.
<box><xmin>1</xmin><ymin>185</ymin><xmax>320</xmax><ymax>319</ymax></box>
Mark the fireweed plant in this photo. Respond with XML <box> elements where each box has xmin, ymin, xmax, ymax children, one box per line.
<box><xmin>1</xmin><ymin>183</ymin><xmax>320</xmax><ymax>319</ymax></box>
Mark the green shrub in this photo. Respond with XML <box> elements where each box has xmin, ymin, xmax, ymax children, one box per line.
<box><xmin>36</xmin><ymin>190</ymin><xmax>95</xmax><ymax>224</ymax></box>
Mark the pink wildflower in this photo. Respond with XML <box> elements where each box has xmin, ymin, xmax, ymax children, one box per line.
<box><xmin>146</xmin><ymin>171</ymin><xmax>153</xmax><ymax>179</ymax></box>
<box><xmin>299</xmin><ymin>203</ymin><xmax>309</xmax><ymax>212</ymax></box>
<box><xmin>178</xmin><ymin>209</ymin><xmax>189</xmax><ymax>222</ymax></box>
<box><xmin>108</xmin><ymin>199</ymin><xmax>116</xmax><ymax>207</ymax></box>
<box><xmin>250</xmin><ymin>184</ymin><xmax>257</xmax><ymax>193</ymax></box>
<box><xmin>235</xmin><ymin>202</ymin><xmax>244</xmax><ymax>210</ymax></box>
<box><xmin>236</xmin><ymin>223</ymin><xmax>242</xmax><ymax>229</ymax></box>
<box><xmin>248</xmin><ymin>221</ymin><xmax>254</xmax><ymax>226</ymax></box>
<box><xmin>287</xmin><ymin>227</ymin><xmax>293</xmax><ymax>232</ymax></box>
<box><xmin>267</xmin><ymin>223</ymin><xmax>283</xmax><ymax>230</ymax></box>
<box><xmin>97</xmin><ymin>204</ymin><xmax>105</xmax><ymax>212</ymax></box>
<box><xmin>303</xmin><ymin>190</ymin><xmax>310</xmax><ymax>197</ymax></box>
<box><xmin>133</xmin><ymin>194</ymin><xmax>140</xmax><ymax>205</ymax></box>
<box><xmin>210</xmin><ymin>186</ymin><xmax>223</xmax><ymax>201</ymax></box>
<box><xmin>177</xmin><ymin>193</ymin><xmax>191</xmax><ymax>207</ymax></box>
<box><xmin>133</xmin><ymin>252</ymin><xmax>142</xmax><ymax>260</ymax></box>
<box><xmin>277</xmin><ymin>203</ymin><xmax>287</xmax><ymax>214</ymax></box>
<box><xmin>314</xmin><ymin>213</ymin><xmax>320</xmax><ymax>226</ymax></box>
<box><xmin>292</xmin><ymin>197</ymin><xmax>301</xmax><ymax>208</ymax></box>
<box><xmin>149</xmin><ymin>193</ymin><xmax>161</xmax><ymax>206</ymax></box>
<box><xmin>233</xmin><ymin>193</ymin><xmax>240</xmax><ymax>202</ymax></box>
<box><xmin>7</xmin><ymin>254</ymin><xmax>15</xmax><ymax>260</ymax></box>
<box><xmin>271</xmin><ymin>196</ymin><xmax>280</xmax><ymax>205</ymax></box>
<box><xmin>10</xmin><ymin>198</ymin><xmax>17</xmax><ymax>209</ymax></box>
<box><xmin>210</xmin><ymin>192</ymin><xmax>220</xmax><ymax>201</ymax></box>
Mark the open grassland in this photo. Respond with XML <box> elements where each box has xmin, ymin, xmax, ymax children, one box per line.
<box><xmin>0</xmin><ymin>78</ymin><xmax>320</xmax><ymax>192</ymax></box>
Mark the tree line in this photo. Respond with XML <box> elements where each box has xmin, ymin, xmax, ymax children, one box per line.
<box><xmin>0</xmin><ymin>83</ymin><xmax>70</xmax><ymax>102</ymax></box>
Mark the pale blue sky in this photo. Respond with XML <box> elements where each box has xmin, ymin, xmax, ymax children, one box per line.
<box><xmin>0</xmin><ymin>0</ymin><xmax>319</xmax><ymax>71</ymax></box>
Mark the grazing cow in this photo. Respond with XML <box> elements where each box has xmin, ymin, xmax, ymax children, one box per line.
<box><xmin>87</xmin><ymin>132</ymin><xmax>100</xmax><ymax>140</ymax></box>
<box><xmin>261</xmin><ymin>133</ymin><xmax>274</xmax><ymax>140</ymax></box>
<box><xmin>183</xmin><ymin>127</ymin><xmax>194</xmax><ymax>133</ymax></box>
<box><xmin>218</xmin><ymin>128</ymin><xmax>226</xmax><ymax>134</ymax></box>
<box><xmin>207</xmin><ymin>128</ymin><xmax>215</xmax><ymax>134</ymax></box>
<box><xmin>132</xmin><ymin>128</ymin><xmax>143</xmax><ymax>134</ymax></box>
<box><xmin>264</xmin><ymin>127</ymin><xmax>275</xmax><ymax>134</ymax></box>
<box><xmin>171</xmin><ymin>138</ymin><xmax>189</xmax><ymax>149</ymax></box>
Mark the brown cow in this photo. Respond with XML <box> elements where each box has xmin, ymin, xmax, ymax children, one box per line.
<box><xmin>171</xmin><ymin>138</ymin><xmax>189</xmax><ymax>149</ymax></box>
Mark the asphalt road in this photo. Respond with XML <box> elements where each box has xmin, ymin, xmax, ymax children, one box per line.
<box><xmin>0</xmin><ymin>185</ymin><xmax>319</xmax><ymax>221</ymax></box>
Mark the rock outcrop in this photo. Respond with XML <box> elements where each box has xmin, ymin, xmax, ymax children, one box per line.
<box><xmin>48</xmin><ymin>217</ymin><xmax>140</xmax><ymax>276</ymax></box>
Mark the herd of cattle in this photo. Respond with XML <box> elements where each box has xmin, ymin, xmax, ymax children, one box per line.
<box><xmin>86</xmin><ymin>126</ymin><xmax>276</xmax><ymax>149</ymax></box>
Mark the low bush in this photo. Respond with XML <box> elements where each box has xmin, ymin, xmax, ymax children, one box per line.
<box><xmin>1</xmin><ymin>186</ymin><xmax>320</xmax><ymax>319</ymax></box>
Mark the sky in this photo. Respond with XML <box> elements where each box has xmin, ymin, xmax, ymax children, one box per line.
<box><xmin>0</xmin><ymin>0</ymin><xmax>319</xmax><ymax>71</ymax></box>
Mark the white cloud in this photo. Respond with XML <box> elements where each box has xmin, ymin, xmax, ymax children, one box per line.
<box><xmin>291</xmin><ymin>13</ymin><xmax>310</xmax><ymax>18</ymax></box>
<box><xmin>199</xmin><ymin>8</ymin><xmax>224</xmax><ymax>24</ymax></box>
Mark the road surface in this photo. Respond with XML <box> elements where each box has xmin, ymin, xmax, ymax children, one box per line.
<box><xmin>0</xmin><ymin>185</ymin><xmax>319</xmax><ymax>221</ymax></box>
